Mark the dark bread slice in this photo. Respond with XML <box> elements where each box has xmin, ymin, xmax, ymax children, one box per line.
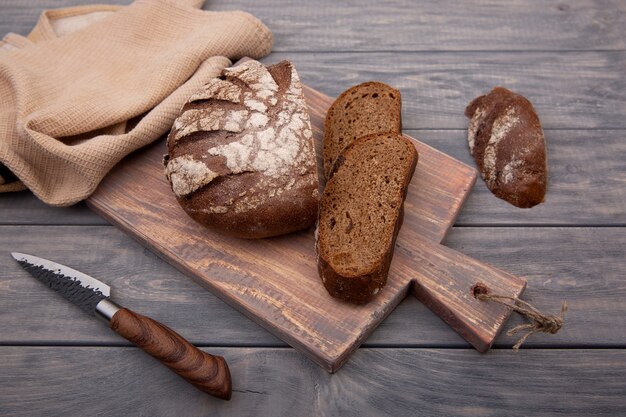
<box><xmin>316</xmin><ymin>133</ymin><xmax>418</xmax><ymax>304</ymax></box>
<box><xmin>323</xmin><ymin>82</ymin><xmax>401</xmax><ymax>179</ymax></box>
<box><xmin>465</xmin><ymin>86</ymin><xmax>547</xmax><ymax>208</ymax></box>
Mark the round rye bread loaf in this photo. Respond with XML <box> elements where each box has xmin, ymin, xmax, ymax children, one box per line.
<box><xmin>164</xmin><ymin>60</ymin><xmax>319</xmax><ymax>238</ymax></box>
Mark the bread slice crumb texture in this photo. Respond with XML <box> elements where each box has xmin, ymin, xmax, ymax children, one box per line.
<box><xmin>323</xmin><ymin>82</ymin><xmax>401</xmax><ymax>179</ymax></box>
<box><xmin>318</xmin><ymin>133</ymin><xmax>417</xmax><ymax>278</ymax></box>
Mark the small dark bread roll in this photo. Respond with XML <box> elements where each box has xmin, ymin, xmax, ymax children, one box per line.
<box><xmin>164</xmin><ymin>60</ymin><xmax>319</xmax><ymax>238</ymax></box>
<box><xmin>465</xmin><ymin>87</ymin><xmax>547</xmax><ymax>208</ymax></box>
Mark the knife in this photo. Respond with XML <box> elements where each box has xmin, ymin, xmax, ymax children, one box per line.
<box><xmin>11</xmin><ymin>252</ymin><xmax>232</xmax><ymax>400</ymax></box>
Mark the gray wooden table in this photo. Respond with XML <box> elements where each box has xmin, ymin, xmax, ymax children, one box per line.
<box><xmin>1</xmin><ymin>1</ymin><xmax>625</xmax><ymax>415</ymax></box>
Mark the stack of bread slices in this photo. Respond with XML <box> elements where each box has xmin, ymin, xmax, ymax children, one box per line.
<box><xmin>317</xmin><ymin>82</ymin><xmax>418</xmax><ymax>304</ymax></box>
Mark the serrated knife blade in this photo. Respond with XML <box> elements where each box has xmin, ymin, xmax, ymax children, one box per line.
<box><xmin>11</xmin><ymin>252</ymin><xmax>232</xmax><ymax>399</ymax></box>
<box><xmin>12</xmin><ymin>252</ymin><xmax>110</xmax><ymax>296</ymax></box>
<box><xmin>13</xmin><ymin>251</ymin><xmax>109</xmax><ymax>294</ymax></box>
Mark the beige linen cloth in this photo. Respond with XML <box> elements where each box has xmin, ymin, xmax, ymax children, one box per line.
<box><xmin>0</xmin><ymin>0</ymin><xmax>273</xmax><ymax>205</ymax></box>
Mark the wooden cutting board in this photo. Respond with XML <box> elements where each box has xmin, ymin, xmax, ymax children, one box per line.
<box><xmin>87</xmin><ymin>83</ymin><xmax>526</xmax><ymax>372</ymax></box>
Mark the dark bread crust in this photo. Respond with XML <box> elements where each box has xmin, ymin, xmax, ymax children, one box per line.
<box><xmin>465</xmin><ymin>86</ymin><xmax>547</xmax><ymax>208</ymax></box>
<box><xmin>164</xmin><ymin>60</ymin><xmax>319</xmax><ymax>238</ymax></box>
<box><xmin>317</xmin><ymin>134</ymin><xmax>418</xmax><ymax>304</ymax></box>
<box><xmin>179</xmin><ymin>171</ymin><xmax>318</xmax><ymax>239</ymax></box>
<box><xmin>318</xmin><ymin>205</ymin><xmax>405</xmax><ymax>304</ymax></box>
<box><xmin>323</xmin><ymin>82</ymin><xmax>401</xmax><ymax>179</ymax></box>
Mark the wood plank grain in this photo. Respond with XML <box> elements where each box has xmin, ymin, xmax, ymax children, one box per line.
<box><xmin>1</xmin><ymin>347</ymin><xmax>625</xmax><ymax>416</ymax></box>
<box><xmin>414</xmin><ymin>129</ymin><xmax>626</xmax><ymax>225</ymax></box>
<box><xmin>211</xmin><ymin>0</ymin><xmax>626</xmax><ymax>52</ymax></box>
<box><xmin>0</xmin><ymin>192</ymin><xmax>106</xmax><ymax>225</ymax></box>
<box><xmin>264</xmin><ymin>51</ymin><xmax>626</xmax><ymax>130</ymax></box>
<box><xmin>2</xmin><ymin>226</ymin><xmax>624</xmax><ymax>347</ymax></box>
<box><xmin>397</xmin><ymin>239</ymin><xmax>526</xmax><ymax>352</ymax></box>
<box><xmin>2</xmin><ymin>0</ymin><xmax>625</xmax><ymax>52</ymax></box>
<box><xmin>0</xmin><ymin>225</ymin><xmax>283</xmax><ymax>347</ymax></box>
<box><xmin>4</xmin><ymin>5</ymin><xmax>621</xmax><ymax>131</ymax></box>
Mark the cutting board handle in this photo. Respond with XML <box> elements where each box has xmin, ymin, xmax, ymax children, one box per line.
<box><xmin>395</xmin><ymin>235</ymin><xmax>527</xmax><ymax>351</ymax></box>
<box><xmin>110</xmin><ymin>308</ymin><xmax>232</xmax><ymax>399</ymax></box>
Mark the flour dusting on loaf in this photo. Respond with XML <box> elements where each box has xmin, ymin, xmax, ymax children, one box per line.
<box><xmin>164</xmin><ymin>60</ymin><xmax>319</xmax><ymax>238</ymax></box>
<box><xmin>465</xmin><ymin>87</ymin><xmax>547</xmax><ymax>208</ymax></box>
<box><xmin>164</xmin><ymin>154</ymin><xmax>219</xmax><ymax>198</ymax></box>
<box><xmin>481</xmin><ymin>106</ymin><xmax>520</xmax><ymax>188</ymax></box>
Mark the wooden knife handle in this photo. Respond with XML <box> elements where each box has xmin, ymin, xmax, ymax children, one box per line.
<box><xmin>110</xmin><ymin>308</ymin><xmax>232</xmax><ymax>400</ymax></box>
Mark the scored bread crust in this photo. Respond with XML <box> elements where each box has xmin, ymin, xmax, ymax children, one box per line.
<box><xmin>322</xmin><ymin>81</ymin><xmax>401</xmax><ymax>179</ymax></box>
<box><xmin>316</xmin><ymin>133</ymin><xmax>418</xmax><ymax>304</ymax></box>
<box><xmin>465</xmin><ymin>86</ymin><xmax>547</xmax><ymax>208</ymax></box>
<box><xmin>163</xmin><ymin>60</ymin><xmax>319</xmax><ymax>238</ymax></box>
